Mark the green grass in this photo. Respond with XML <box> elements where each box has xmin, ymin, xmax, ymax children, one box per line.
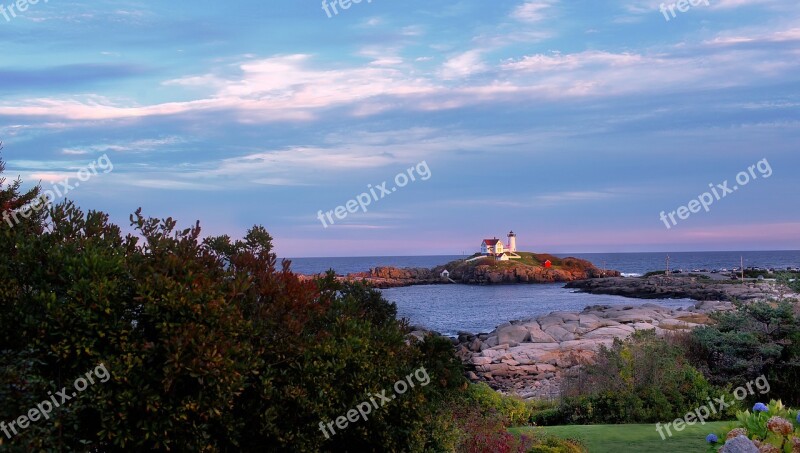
<box><xmin>512</xmin><ymin>421</ymin><xmax>731</xmax><ymax>453</ymax></box>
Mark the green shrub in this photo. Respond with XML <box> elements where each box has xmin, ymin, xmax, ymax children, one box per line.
<box><xmin>465</xmin><ymin>382</ymin><xmax>535</xmax><ymax>426</ymax></box>
<box><xmin>530</xmin><ymin>407</ymin><xmax>562</xmax><ymax>426</ymax></box>
<box><xmin>0</xmin><ymin>157</ymin><xmax>467</xmax><ymax>452</ymax></box>
<box><xmin>553</xmin><ymin>330</ymin><xmax>736</xmax><ymax>425</ymax></box>
<box><xmin>690</xmin><ymin>300</ymin><xmax>800</xmax><ymax>406</ymax></box>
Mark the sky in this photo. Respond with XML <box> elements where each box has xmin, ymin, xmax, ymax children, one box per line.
<box><xmin>1</xmin><ymin>0</ymin><xmax>799</xmax><ymax>257</ymax></box>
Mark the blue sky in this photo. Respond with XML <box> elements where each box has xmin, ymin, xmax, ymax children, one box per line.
<box><xmin>1</xmin><ymin>0</ymin><xmax>799</xmax><ymax>257</ymax></box>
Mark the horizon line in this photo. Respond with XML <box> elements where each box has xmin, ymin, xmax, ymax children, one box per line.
<box><xmin>282</xmin><ymin>249</ymin><xmax>800</xmax><ymax>260</ymax></box>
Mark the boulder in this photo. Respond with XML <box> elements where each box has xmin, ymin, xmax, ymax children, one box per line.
<box><xmin>544</xmin><ymin>325</ymin><xmax>576</xmax><ymax>342</ymax></box>
<box><xmin>472</xmin><ymin>356</ymin><xmax>492</xmax><ymax>366</ymax></box>
<box><xmin>468</xmin><ymin>338</ymin><xmax>483</xmax><ymax>352</ymax></box>
<box><xmin>497</xmin><ymin>325</ymin><xmax>530</xmax><ymax>346</ymax></box>
<box><xmin>526</xmin><ymin>326</ymin><xmax>556</xmax><ymax>343</ymax></box>
<box><xmin>631</xmin><ymin>322</ymin><xmax>658</xmax><ymax>332</ymax></box>
<box><xmin>582</xmin><ymin>325</ymin><xmax>635</xmax><ymax>340</ymax></box>
<box><xmin>559</xmin><ymin>339</ymin><xmax>614</xmax><ymax>352</ymax></box>
<box><xmin>578</xmin><ymin>314</ymin><xmax>603</xmax><ymax>330</ymax></box>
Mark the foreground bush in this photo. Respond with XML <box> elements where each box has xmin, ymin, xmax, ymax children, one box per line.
<box><xmin>0</xmin><ymin>157</ymin><xmax>470</xmax><ymax>451</ymax></box>
<box><xmin>552</xmin><ymin>330</ymin><xmax>736</xmax><ymax>425</ymax></box>
<box><xmin>436</xmin><ymin>393</ymin><xmax>586</xmax><ymax>453</ymax></box>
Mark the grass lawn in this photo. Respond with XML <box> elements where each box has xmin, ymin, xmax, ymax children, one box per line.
<box><xmin>512</xmin><ymin>421</ymin><xmax>732</xmax><ymax>453</ymax></box>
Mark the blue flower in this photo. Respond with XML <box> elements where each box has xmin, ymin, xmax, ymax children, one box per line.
<box><xmin>706</xmin><ymin>433</ymin><xmax>719</xmax><ymax>444</ymax></box>
<box><xmin>753</xmin><ymin>403</ymin><xmax>769</xmax><ymax>412</ymax></box>
<box><xmin>796</xmin><ymin>413</ymin><xmax>800</xmax><ymax>424</ymax></box>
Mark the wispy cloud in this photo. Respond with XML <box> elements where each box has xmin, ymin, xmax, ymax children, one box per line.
<box><xmin>61</xmin><ymin>137</ymin><xmax>185</xmax><ymax>155</ymax></box>
<box><xmin>511</xmin><ymin>1</ymin><xmax>558</xmax><ymax>23</ymax></box>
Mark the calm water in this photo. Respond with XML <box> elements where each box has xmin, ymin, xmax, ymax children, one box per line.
<box><xmin>285</xmin><ymin>251</ymin><xmax>800</xmax><ymax>336</ymax></box>
<box><xmin>285</xmin><ymin>255</ymin><xmax>463</xmax><ymax>275</ymax></box>
<box><xmin>380</xmin><ymin>284</ymin><xmax>696</xmax><ymax>337</ymax></box>
<box><xmin>286</xmin><ymin>251</ymin><xmax>800</xmax><ymax>276</ymax></box>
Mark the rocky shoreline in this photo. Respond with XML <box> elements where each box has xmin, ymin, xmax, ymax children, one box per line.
<box><xmin>566</xmin><ymin>274</ymin><xmax>780</xmax><ymax>301</ymax></box>
<box><xmin>301</xmin><ymin>261</ymin><xmax>786</xmax><ymax>400</ymax></box>
<box><xmin>441</xmin><ymin>300</ymin><xmax>733</xmax><ymax>400</ymax></box>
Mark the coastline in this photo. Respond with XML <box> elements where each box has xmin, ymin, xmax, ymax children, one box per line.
<box><xmin>421</xmin><ymin>300</ymin><xmax>734</xmax><ymax>400</ymax></box>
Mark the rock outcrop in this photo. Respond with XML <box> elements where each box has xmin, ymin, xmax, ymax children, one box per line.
<box><xmin>454</xmin><ymin>301</ymin><xmax>732</xmax><ymax>400</ymax></box>
<box><xmin>434</xmin><ymin>255</ymin><xmax>620</xmax><ymax>285</ymax></box>
<box><xmin>297</xmin><ymin>267</ymin><xmax>439</xmax><ymax>288</ymax></box>
<box><xmin>347</xmin><ymin>267</ymin><xmax>439</xmax><ymax>288</ymax></box>
<box><xmin>566</xmin><ymin>275</ymin><xmax>777</xmax><ymax>301</ymax></box>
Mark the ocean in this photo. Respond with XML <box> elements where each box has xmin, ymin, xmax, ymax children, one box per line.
<box><xmin>380</xmin><ymin>284</ymin><xmax>697</xmax><ymax>337</ymax></box>
<box><xmin>285</xmin><ymin>251</ymin><xmax>800</xmax><ymax>336</ymax></box>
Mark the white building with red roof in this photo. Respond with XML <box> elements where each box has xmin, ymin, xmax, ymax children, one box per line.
<box><xmin>481</xmin><ymin>238</ymin><xmax>504</xmax><ymax>255</ymax></box>
<box><xmin>472</xmin><ymin>231</ymin><xmax>521</xmax><ymax>261</ymax></box>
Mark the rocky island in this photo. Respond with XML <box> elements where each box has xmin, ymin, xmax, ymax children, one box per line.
<box><xmin>301</xmin><ymin>252</ymin><xmax>620</xmax><ymax>288</ymax></box>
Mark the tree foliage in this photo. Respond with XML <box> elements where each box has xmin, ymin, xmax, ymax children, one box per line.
<box><xmin>0</xmin><ymin>157</ymin><xmax>466</xmax><ymax>452</ymax></box>
<box><xmin>690</xmin><ymin>300</ymin><xmax>800</xmax><ymax>405</ymax></box>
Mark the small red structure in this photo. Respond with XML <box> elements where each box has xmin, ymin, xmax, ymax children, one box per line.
<box><xmin>544</xmin><ymin>260</ymin><xmax>552</xmax><ymax>268</ymax></box>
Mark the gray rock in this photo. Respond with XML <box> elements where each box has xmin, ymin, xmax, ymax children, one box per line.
<box><xmin>538</xmin><ymin>315</ymin><xmax>565</xmax><ymax>330</ymax></box>
<box><xmin>497</xmin><ymin>325</ymin><xmax>530</xmax><ymax>346</ymax></box>
<box><xmin>578</xmin><ymin>314</ymin><xmax>603</xmax><ymax>330</ymax></box>
<box><xmin>469</xmin><ymin>338</ymin><xmax>483</xmax><ymax>352</ymax></box>
<box><xmin>544</xmin><ymin>325</ymin><xmax>576</xmax><ymax>342</ymax></box>
<box><xmin>582</xmin><ymin>325</ymin><xmax>635</xmax><ymax>340</ymax></box>
<box><xmin>528</xmin><ymin>328</ymin><xmax>556</xmax><ymax>343</ymax></box>
<box><xmin>720</xmin><ymin>435</ymin><xmax>758</xmax><ymax>453</ymax></box>
<box><xmin>630</xmin><ymin>322</ymin><xmax>658</xmax><ymax>332</ymax></box>
<box><xmin>472</xmin><ymin>356</ymin><xmax>492</xmax><ymax>366</ymax></box>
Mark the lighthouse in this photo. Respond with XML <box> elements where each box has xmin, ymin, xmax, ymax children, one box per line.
<box><xmin>507</xmin><ymin>230</ymin><xmax>517</xmax><ymax>253</ymax></box>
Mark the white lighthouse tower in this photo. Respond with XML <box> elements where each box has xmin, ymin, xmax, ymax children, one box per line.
<box><xmin>507</xmin><ymin>230</ymin><xmax>517</xmax><ymax>253</ymax></box>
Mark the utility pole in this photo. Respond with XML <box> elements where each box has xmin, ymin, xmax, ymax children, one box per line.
<box><xmin>741</xmin><ymin>256</ymin><xmax>745</xmax><ymax>285</ymax></box>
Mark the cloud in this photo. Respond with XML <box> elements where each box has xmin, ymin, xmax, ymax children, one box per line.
<box><xmin>2</xmin><ymin>21</ymin><xmax>799</xmax><ymax>124</ymax></box>
<box><xmin>511</xmin><ymin>1</ymin><xmax>557</xmax><ymax>23</ymax></box>
<box><xmin>501</xmin><ymin>51</ymin><xmax>644</xmax><ymax>73</ymax></box>
<box><xmin>704</xmin><ymin>27</ymin><xmax>800</xmax><ymax>46</ymax></box>
<box><xmin>439</xmin><ymin>50</ymin><xmax>487</xmax><ymax>80</ymax></box>
<box><xmin>61</xmin><ymin>137</ymin><xmax>185</xmax><ymax>155</ymax></box>
<box><xmin>534</xmin><ymin>190</ymin><xmax>619</xmax><ymax>205</ymax></box>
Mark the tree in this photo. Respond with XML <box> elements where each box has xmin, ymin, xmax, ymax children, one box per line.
<box><xmin>776</xmin><ymin>272</ymin><xmax>800</xmax><ymax>299</ymax></box>
<box><xmin>0</xmin><ymin>155</ymin><xmax>466</xmax><ymax>451</ymax></box>
<box><xmin>691</xmin><ymin>300</ymin><xmax>800</xmax><ymax>405</ymax></box>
